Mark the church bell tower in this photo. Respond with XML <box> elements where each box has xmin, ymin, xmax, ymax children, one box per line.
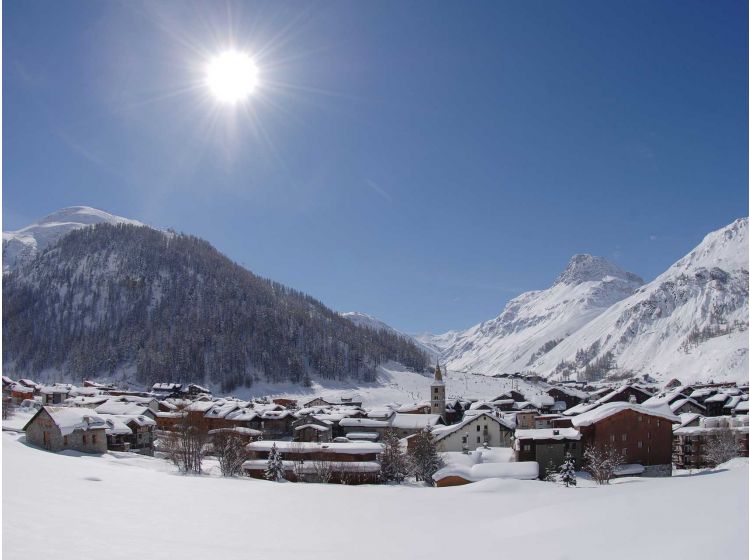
<box><xmin>430</xmin><ymin>361</ymin><xmax>446</xmax><ymax>419</ymax></box>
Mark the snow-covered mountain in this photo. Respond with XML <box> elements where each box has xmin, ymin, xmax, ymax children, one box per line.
<box><xmin>2</xmin><ymin>206</ymin><xmax>146</xmax><ymax>272</ymax></box>
<box><xmin>532</xmin><ymin>218</ymin><xmax>748</xmax><ymax>384</ymax></box>
<box><xmin>435</xmin><ymin>255</ymin><xmax>644</xmax><ymax>375</ymax></box>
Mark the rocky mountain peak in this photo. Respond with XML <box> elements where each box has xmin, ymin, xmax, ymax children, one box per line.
<box><xmin>555</xmin><ymin>254</ymin><xmax>644</xmax><ymax>286</ymax></box>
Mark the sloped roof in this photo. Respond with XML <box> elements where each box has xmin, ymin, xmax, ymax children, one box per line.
<box><xmin>571</xmin><ymin>402</ymin><xmax>679</xmax><ymax>427</ymax></box>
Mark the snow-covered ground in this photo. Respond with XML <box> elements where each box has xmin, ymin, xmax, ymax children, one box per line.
<box><xmin>3</xmin><ymin>431</ymin><xmax>747</xmax><ymax>560</ymax></box>
<box><xmin>224</xmin><ymin>363</ymin><xmax>552</xmax><ymax>406</ymax></box>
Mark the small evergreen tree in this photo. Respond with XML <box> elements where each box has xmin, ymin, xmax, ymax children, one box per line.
<box><xmin>408</xmin><ymin>426</ymin><xmax>445</xmax><ymax>486</ymax></box>
<box><xmin>543</xmin><ymin>459</ymin><xmax>558</xmax><ymax>482</ymax></box>
<box><xmin>380</xmin><ymin>430</ymin><xmax>409</xmax><ymax>484</ymax></box>
<box><xmin>264</xmin><ymin>443</ymin><xmax>285</xmax><ymax>481</ymax></box>
<box><xmin>559</xmin><ymin>453</ymin><xmax>577</xmax><ymax>487</ymax></box>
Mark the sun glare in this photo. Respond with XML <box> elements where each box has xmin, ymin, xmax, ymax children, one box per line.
<box><xmin>206</xmin><ymin>51</ymin><xmax>259</xmax><ymax>103</ymax></box>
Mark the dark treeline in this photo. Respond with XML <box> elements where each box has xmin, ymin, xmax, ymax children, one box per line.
<box><xmin>3</xmin><ymin>224</ymin><xmax>429</xmax><ymax>391</ymax></box>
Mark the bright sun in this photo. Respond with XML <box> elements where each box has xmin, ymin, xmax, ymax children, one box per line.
<box><xmin>206</xmin><ymin>51</ymin><xmax>259</xmax><ymax>103</ymax></box>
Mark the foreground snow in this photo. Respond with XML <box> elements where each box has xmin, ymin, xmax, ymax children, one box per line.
<box><xmin>3</xmin><ymin>433</ymin><xmax>747</xmax><ymax>559</ymax></box>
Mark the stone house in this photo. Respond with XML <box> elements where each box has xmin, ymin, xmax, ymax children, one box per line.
<box><xmin>23</xmin><ymin>406</ymin><xmax>108</xmax><ymax>453</ymax></box>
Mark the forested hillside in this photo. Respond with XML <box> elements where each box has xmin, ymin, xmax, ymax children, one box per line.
<box><xmin>2</xmin><ymin>224</ymin><xmax>429</xmax><ymax>390</ymax></box>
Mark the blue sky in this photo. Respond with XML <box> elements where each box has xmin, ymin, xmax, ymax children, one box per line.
<box><xmin>3</xmin><ymin>0</ymin><xmax>748</xmax><ymax>333</ymax></box>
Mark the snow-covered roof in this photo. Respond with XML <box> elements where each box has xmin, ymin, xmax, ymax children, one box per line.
<box><xmin>548</xmin><ymin>385</ymin><xmax>590</xmax><ymax>399</ymax></box>
<box><xmin>390</xmin><ymin>413</ymin><xmax>443</xmax><ymax>430</ymax></box>
<box><xmin>294</xmin><ymin>424</ymin><xmax>329</xmax><ymax>432</ymax></box>
<box><xmin>433</xmin><ymin>461</ymin><xmax>538</xmax><ymax>483</ymax></box>
<box><xmin>704</xmin><ymin>393</ymin><xmax>731</xmax><ymax>404</ymax></box>
<box><xmin>514</xmin><ymin>428</ymin><xmax>581</xmax><ymax>441</ymax></box>
<box><xmin>563</xmin><ymin>402</ymin><xmax>600</xmax><ymax>416</ymax></box>
<box><xmin>184</xmin><ymin>400</ymin><xmax>215</xmax><ymax>413</ymax></box>
<box><xmin>571</xmin><ymin>402</ymin><xmax>680</xmax><ymax>427</ymax></box>
<box><xmin>669</xmin><ymin>398</ymin><xmax>705</xmax><ymax>413</ymax></box>
<box><xmin>243</xmin><ymin>460</ymin><xmax>381</xmax><ymax>473</ymax></box>
<box><xmin>246</xmin><ymin>441</ymin><xmax>384</xmax><ymax>455</ymax></box>
<box><xmin>117</xmin><ymin>414</ymin><xmax>156</xmax><ymax>427</ymax></box>
<box><xmin>94</xmin><ymin>400</ymin><xmax>150</xmax><ymax>416</ymax></box>
<box><xmin>345</xmin><ymin>432</ymin><xmax>379</xmax><ymax>441</ymax></box>
<box><xmin>29</xmin><ymin>406</ymin><xmax>107</xmax><ymax>436</ymax></box>
<box><xmin>100</xmin><ymin>416</ymin><xmax>133</xmax><ymax>436</ymax></box>
<box><xmin>208</xmin><ymin>427</ymin><xmax>262</xmax><ymax>436</ymax></box>
<box><xmin>340</xmin><ymin>418</ymin><xmax>389</xmax><ymax>428</ymax></box>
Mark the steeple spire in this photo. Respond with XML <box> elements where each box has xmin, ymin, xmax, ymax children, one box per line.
<box><xmin>434</xmin><ymin>360</ymin><xmax>443</xmax><ymax>382</ymax></box>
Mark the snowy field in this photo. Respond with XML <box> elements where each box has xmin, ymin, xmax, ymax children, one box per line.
<box><xmin>226</xmin><ymin>363</ymin><xmax>553</xmax><ymax>407</ymax></box>
<box><xmin>3</xmin><ymin>431</ymin><xmax>747</xmax><ymax>560</ymax></box>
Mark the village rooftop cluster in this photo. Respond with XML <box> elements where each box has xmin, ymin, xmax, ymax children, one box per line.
<box><xmin>3</xmin><ymin>366</ymin><xmax>749</xmax><ymax>486</ymax></box>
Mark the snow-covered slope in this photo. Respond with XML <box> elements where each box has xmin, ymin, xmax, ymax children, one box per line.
<box><xmin>2</xmin><ymin>206</ymin><xmax>146</xmax><ymax>272</ymax></box>
<box><xmin>438</xmin><ymin>255</ymin><xmax>644</xmax><ymax>374</ymax></box>
<box><xmin>533</xmin><ymin>218</ymin><xmax>749</xmax><ymax>384</ymax></box>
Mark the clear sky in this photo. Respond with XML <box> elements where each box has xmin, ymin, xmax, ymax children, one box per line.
<box><xmin>3</xmin><ymin>0</ymin><xmax>748</xmax><ymax>334</ymax></box>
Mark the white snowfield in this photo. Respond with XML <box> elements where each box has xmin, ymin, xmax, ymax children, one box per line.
<box><xmin>3</xmin><ymin>432</ymin><xmax>748</xmax><ymax>560</ymax></box>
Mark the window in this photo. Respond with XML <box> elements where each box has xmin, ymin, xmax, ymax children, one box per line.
<box><xmin>622</xmin><ymin>448</ymin><xmax>627</xmax><ymax>458</ymax></box>
<box><xmin>82</xmin><ymin>435</ymin><xmax>87</xmax><ymax>444</ymax></box>
<box><xmin>637</xmin><ymin>441</ymin><xmax>643</xmax><ymax>449</ymax></box>
<box><xmin>656</xmin><ymin>419</ymin><xmax>660</xmax><ymax>427</ymax></box>
<box><xmin>63</xmin><ymin>436</ymin><xmax>68</xmax><ymax>446</ymax></box>
<box><xmin>476</xmin><ymin>425</ymin><xmax>481</xmax><ymax>432</ymax></box>
<box><xmin>610</xmin><ymin>434</ymin><xmax>615</xmax><ymax>442</ymax></box>
<box><xmin>523</xmin><ymin>444</ymin><xmax>531</xmax><ymax>452</ymax></box>
<box><xmin>638</xmin><ymin>415</ymin><xmax>642</xmax><ymax>422</ymax></box>
<box><xmin>477</xmin><ymin>436</ymin><xmax>481</xmax><ymax>444</ymax></box>
<box><xmin>621</xmin><ymin>433</ymin><xmax>627</xmax><ymax>442</ymax></box>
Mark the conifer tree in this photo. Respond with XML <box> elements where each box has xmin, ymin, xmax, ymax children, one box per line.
<box><xmin>559</xmin><ymin>452</ymin><xmax>577</xmax><ymax>487</ymax></box>
<box><xmin>408</xmin><ymin>426</ymin><xmax>445</xmax><ymax>486</ymax></box>
<box><xmin>380</xmin><ymin>430</ymin><xmax>409</xmax><ymax>484</ymax></box>
<box><xmin>264</xmin><ymin>443</ymin><xmax>285</xmax><ymax>481</ymax></box>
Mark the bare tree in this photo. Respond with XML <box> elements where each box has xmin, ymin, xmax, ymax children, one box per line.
<box><xmin>2</xmin><ymin>398</ymin><xmax>15</xmax><ymax>420</ymax></box>
<box><xmin>212</xmin><ymin>430</ymin><xmax>247</xmax><ymax>477</ymax></box>
<box><xmin>310</xmin><ymin>460</ymin><xmax>334</xmax><ymax>483</ymax></box>
<box><xmin>165</xmin><ymin>413</ymin><xmax>209</xmax><ymax>474</ymax></box>
<box><xmin>583</xmin><ymin>445</ymin><xmax>624</xmax><ymax>484</ymax></box>
<box><xmin>704</xmin><ymin>428</ymin><xmax>742</xmax><ymax>467</ymax></box>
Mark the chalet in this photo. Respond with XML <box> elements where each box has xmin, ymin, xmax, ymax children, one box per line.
<box><xmin>514</xmin><ymin>428</ymin><xmax>582</xmax><ymax>479</ymax></box>
<box><xmin>272</xmin><ymin>398</ymin><xmax>298</xmax><ymax>409</ymax></box>
<box><xmin>9</xmin><ymin>383</ymin><xmax>35</xmax><ymax>404</ymax></box>
<box><xmin>2</xmin><ymin>376</ymin><xmax>14</xmax><ymax>397</ymax></box>
<box><xmin>669</xmin><ymin>397</ymin><xmax>706</xmax><ymax>416</ymax></box>
<box><xmin>547</xmin><ymin>386</ymin><xmax>590</xmax><ymax>411</ymax></box>
<box><xmin>23</xmin><ymin>406</ymin><xmax>108</xmax><ymax>453</ymax></box>
<box><xmin>152</xmin><ymin>383</ymin><xmax>183</xmax><ymax>399</ymax></box>
<box><xmin>292</xmin><ymin>415</ymin><xmax>333</xmax><ymax>442</ymax></box>
<box><xmin>155</xmin><ymin>411</ymin><xmax>185</xmax><ymax>431</ymax></box>
<box><xmin>242</xmin><ymin>440</ymin><xmax>383</xmax><ymax>484</ymax></box>
<box><xmin>40</xmin><ymin>385</ymin><xmax>72</xmax><ymax>405</ymax></box>
<box><xmin>431</xmin><ymin>411</ymin><xmax>514</xmax><ymax>452</ymax></box>
<box><xmin>571</xmin><ymin>402</ymin><xmax>679</xmax><ymax>476</ymax></box>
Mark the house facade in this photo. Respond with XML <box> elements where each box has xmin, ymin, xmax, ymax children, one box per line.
<box><xmin>571</xmin><ymin>403</ymin><xmax>679</xmax><ymax>476</ymax></box>
<box><xmin>433</xmin><ymin>412</ymin><xmax>514</xmax><ymax>452</ymax></box>
<box><xmin>24</xmin><ymin>407</ymin><xmax>108</xmax><ymax>453</ymax></box>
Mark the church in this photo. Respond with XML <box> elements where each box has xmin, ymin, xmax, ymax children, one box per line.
<box><xmin>430</xmin><ymin>362</ymin><xmax>446</xmax><ymax>419</ymax></box>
